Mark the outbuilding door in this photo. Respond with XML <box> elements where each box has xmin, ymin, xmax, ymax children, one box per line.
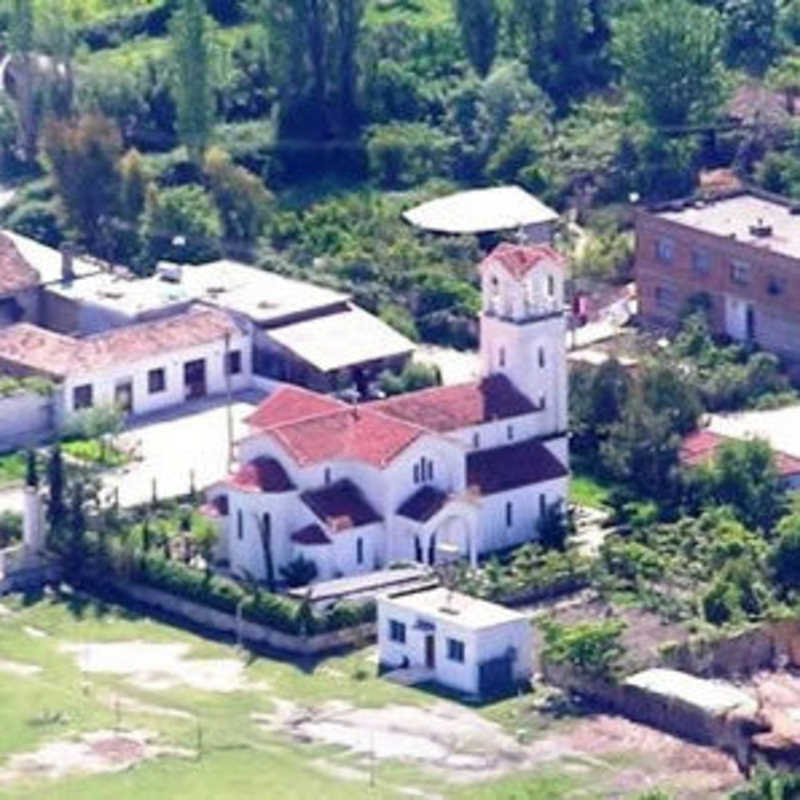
<box><xmin>425</xmin><ymin>635</ymin><xmax>435</xmax><ymax>669</ymax></box>
<box><xmin>478</xmin><ymin>655</ymin><xmax>513</xmax><ymax>697</ymax></box>
<box><xmin>184</xmin><ymin>359</ymin><xmax>207</xmax><ymax>400</ymax></box>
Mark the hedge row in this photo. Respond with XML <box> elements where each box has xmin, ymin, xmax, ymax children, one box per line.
<box><xmin>127</xmin><ymin>552</ymin><xmax>375</xmax><ymax>636</ymax></box>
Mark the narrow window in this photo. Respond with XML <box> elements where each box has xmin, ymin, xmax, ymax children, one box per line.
<box><xmin>506</xmin><ymin>502</ymin><xmax>513</xmax><ymax>527</ymax></box>
<box><xmin>768</xmin><ymin>275</ymin><xmax>786</xmax><ymax>296</ymax></box>
<box><xmin>148</xmin><ymin>368</ymin><xmax>166</xmax><ymax>394</ymax></box>
<box><xmin>447</xmin><ymin>638</ymin><xmax>465</xmax><ymax>663</ymax></box>
<box><xmin>538</xmin><ymin>347</ymin><xmax>545</xmax><ymax>368</ymax></box>
<box><xmin>472</xmin><ymin>433</ymin><xmax>480</xmax><ymax>449</ymax></box>
<box><xmin>691</xmin><ymin>249</ymin><xmax>710</xmax><ymax>276</ymax></box>
<box><xmin>655</xmin><ymin>237</ymin><xmax>674</xmax><ymax>264</ymax></box>
<box><xmin>413</xmin><ymin>464</ymin><xmax>420</xmax><ymax>484</ymax></box>
<box><xmin>547</xmin><ymin>274</ymin><xmax>555</xmax><ymax>297</ymax></box>
<box><xmin>507</xmin><ymin>425</ymin><xmax>514</xmax><ymax>441</ymax></box>
<box><xmin>730</xmin><ymin>260</ymin><xmax>750</xmax><ymax>286</ymax></box>
<box><xmin>226</xmin><ymin>350</ymin><xmax>242</xmax><ymax>375</ymax></box>
<box><xmin>540</xmin><ymin>394</ymin><xmax>547</xmax><ymax>409</ymax></box>
<box><xmin>539</xmin><ymin>493</ymin><xmax>546</xmax><ymax>518</ymax></box>
<box><xmin>324</xmin><ymin>467</ymin><xmax>331</xmax><ymax>485</ymax></box>
<box><xmin>73</xmin><ymin>384</ymin><xmax>93</xmax><ymax>410</ymax></box>
<box><xmin>425</xmin><ymin>459</ymin><xmax>434</xmax><ymax>481</ymax></box>
<box><xmin>389</xmin><ymin>620</ymin><xmax>406</xmax><ymax>643</ymax></box>
<box><xmin>356</xmin><ymin>537</ymin><xmax>364</xmax><ymax>565</ymax></box>
<box><xmin>499</xmin><ymin>347</ymin><xmax>506</xmax><ymax>368</ymax></box>
<box><xmin>237</xmin><ymin>510</ymin><xmax>243</xmax><ymax>541</ymax></box>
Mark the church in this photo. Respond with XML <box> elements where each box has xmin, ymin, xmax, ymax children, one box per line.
<box><xmin>203</xmin><ymin>242</ymin><xmax>570</xmax><ymax>583</ymax></box>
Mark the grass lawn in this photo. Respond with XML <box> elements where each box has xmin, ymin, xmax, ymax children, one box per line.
<box><xmin>0</xmin><ymin>452</ymin><xmax>25</xmax><ymax>488</ymax></box>
<box><xmin>570</xmin><ymin>469</ymin><xmax>615</xmax><ymax>509</ymax></box>
<box><xmin>0</xmin><ymin>590</ymin><xmax>664</xmax><ymax>800</ymax></box>
<box><xmin>61</xmin><ymin>439</ymin><xmax>130</xmax><ymax>469</ymax></box>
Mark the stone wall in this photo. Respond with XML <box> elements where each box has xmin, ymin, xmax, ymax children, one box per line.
<box><xmin>112</xmin><ymin>580</ymin><xmax>375</xmax><ymax>656</ymax></box>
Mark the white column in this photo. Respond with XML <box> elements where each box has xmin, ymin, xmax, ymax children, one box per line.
<box><xmin>23</xmin><ymin>487</ymin><xmax>45</xmax><ymax>555</ymax></box>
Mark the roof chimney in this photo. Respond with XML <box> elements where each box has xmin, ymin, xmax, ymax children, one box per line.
<box><xmin>60</xmin><ymin>242</ymin><xmax>75</xmax><ymax>283</ymax></box>
<box><xmin>749</xmin><ymin>217</ymin><xmax>773</xmax><ymax>238</ymax></box>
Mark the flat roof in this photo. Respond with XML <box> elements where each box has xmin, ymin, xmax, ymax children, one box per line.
<box><xmin>3</xmin><ymin>231</ymin><xmax>99</xmax><ymax>284</ymax></box>
<box><xmin>624</xmin><ymin>668</ymin><xmax>758</xmax><ymax>717</ymax></box>
<box><xmin>656</xmin><ymin>193</ymin><xmax>800</xmax><ymax>260</ymax></box>
<box><xmin>403</xmin><ymin>186</ymin><xmax>558</xmax><ymax>235</ymax></box>
<box><xmin>381</xmin><ymin>587</ymin><xmax>528</xmax><ymax>630</ymax></box>
<box><xmin>267</xmin><ymin>305</ymin><xmax>414</xmax><ymax>373</ymax></box>
<box><xmin>45</xmin><ymin>259</ymin><xmax>350</xmax><ymax>325</ymax></box>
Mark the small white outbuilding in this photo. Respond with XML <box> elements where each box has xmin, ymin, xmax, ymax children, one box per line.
<box><xmin>377</xmin><ymin>587</ymin><xmax>533</xmax><ymax>697</ymax></box>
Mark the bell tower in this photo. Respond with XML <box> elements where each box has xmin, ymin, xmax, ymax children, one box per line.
<box><xmin>479</xmin><ymin>243</ymin><xmax>567</xmax><ymax>435</ymax></box>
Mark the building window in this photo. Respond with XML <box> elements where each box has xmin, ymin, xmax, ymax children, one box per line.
<box><xmin>506</xmin><ymin>502</ymin><xmax>513</xmax><ymax>527</ymax></box>
<box><xmin>691</xmin><ymin>249</ymin><xmax>711</xmax><ymax>276</ymax></box>
<box><xmin>148</xmin><ymin>368</ymin><xmax>166</xmax><ymax>394</ymax></box>
<box><xmin>539</xmin><ymin>394</ymin><xmax>546</xmax><ymax>409</ymax></box>
<box><xmin>539</xmin><ymin>493</ymin><xmax>546</xmax><ymax>518</ymax></box>
<box><xmin>499</xmin><ymin>347</ymin><xmax>506</xmax><ymax>368</ymax></box>
<box><xmin>730</xmin><ymin>260</ymin><xmax>750</xmax><ymax>286</ymax></box>
<box><xmin>356</xmin><ymin>537</ymin><xmax>364</xmax><ymax>565</ymax></box>
<box><xmin>538</xmin><ymin>347</ymin><xmax>545</xmax><ymax>368</ymax></box>
<box><xmin>655</xmin><ymin>286</ymin><xmax>676</xmax><ymax>309</ymax></box>
<box><xmin>73</xmin><ymin>384</ymin><xmax>93</xmax><ymax>410</ymax></box>
<box><xmin>389</xmin><ymin>620</ymin><xmax>406</xmax><ymax>643</ymax></box>
<box><xmin>472</xmin><ymin>433</ymin><xmax>480</xmax><ymax>449</ymax></box>
<box><xmin>237</xmin><ymin>510</ymin><xmax>243</xmax><ymax>541</ymax></box>
<box><xmin>768</xmin><ymin>276</ymin><xmax>786</xmax><ymax>296</ymax></box>
<box><xmin>507</xmin><ymin>425</ymin><xmax>514</xmax><ymax>441</ymax></box>
<box><xmin>324</xmin><ymin>467</ymin><xmax>331</xmax><ymax>485</ymax></box>
<box><xmin>547</xmin><ymin>274</ymin><xmax>555</xmax><ymax>297</ymax></box>
<box><xmin>655</xmin><ymin>237</ymin><xmax>674</xmax><ymax>264</ymax></box>
<box><xmin>413</xmin><ymin>464</ymin><xmax>420</xmax><ymax>484</ymax></box>
<box><xmin>226</xmin><ymin>350</ymin><xmax>242</xmax><ymax>375</ymax></box>
<box><xmin>425</xmin><ymin>459</ymin><xmax>434</xmax><ymax>481</ymax></box>
<box><xmin>447</xmin><ymin>638</ymin><xmax>465</xmax><ymax>663</ymax></box>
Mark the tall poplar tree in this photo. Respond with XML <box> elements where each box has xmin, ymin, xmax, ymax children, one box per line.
<box><xmin>453</xmin><ymin>0</ymin><xmax>500</xmax><ymax>78</ymax></box>
<box><xmin>170</xmin><ymin>0</ymin><xmax>215</xmax><ymax>164</ymax></box>
<box><xmin>9</xmin><ymin>0</ymin><xmax>36</xmax><ymax>162</ymax></box>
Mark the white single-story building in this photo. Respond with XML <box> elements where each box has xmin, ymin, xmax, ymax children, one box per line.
<box><xmin>0</xmin><ymin>304</ymin><xmax>252</xmax><ymax>425</ymax></box>
<box><xmin>377</xmin><ymin>587</ymin><xmax>533</xmax><ymax>696</ymax></box>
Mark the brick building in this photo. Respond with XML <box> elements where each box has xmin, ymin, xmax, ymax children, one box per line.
<box><xmin>635</xmin><ymin>189</ymin><xmax>800</xmax><ymax>360</ymax></box>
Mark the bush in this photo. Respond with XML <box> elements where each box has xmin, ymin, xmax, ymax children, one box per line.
<box><xmin>541</xmin><ymin>619</ymin><xmax>626</xmax><ymax>680</ymax></box>
<box><xmin>5</xmin><ymin>200</ymin><xmax>63</xmax><ymax>247</ymax></box>
<box><xmin>367</xmin><ymin>122</ymin><xmax>454</xmax><ymax>188</ymax></box>
<box><xmin>0</xmin><ymin>511</ymin><xmax>22</xmax><ymax>548</ymax></box>
<box><xmin>378</xmin><ymin>362</ymin><xmax>440</xmax><ymax>397</ymax></box>
<box><xmin>279</xmin><ymin>555</ymin><xmax>318</xmax><ymax>588</ymax></box>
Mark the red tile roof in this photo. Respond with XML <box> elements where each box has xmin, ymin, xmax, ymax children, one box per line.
<box><xmin>271</xmin><ymin>407</ymin><xmax>424</xmax><ymax>469</ymax></box>
<box><xmin>369</xmin><ymin>375</ymin><xmax>536</xmax><ymax>433</ymax></box>
<box><xmin>480</xmin><ymin>242</ymin><xmax>565</xmax><ymax>281</ymax></box>
<box><xmin>301</xmin><ymin>480</ymin><xmax>382</xmax><ymax>531</ymax></box>
<box><xmin>680</xmin><ymin>430</ymin><xmax>800</xmax><ymax>477</ymax></box>
<box><xmin>396</xmin><ymin>486</ymin><xmax>450</xmax><ymax>523</ymax></box>
<box><xmin>467</xmin><ymin>438</ymin><xmax>568</xmax><ymax>496</ymax></box>
<box><xmin>245</xmin><ymin>385</ymin><xmax>345</xmax><ymax>430</ymax></box>
<box><xmin>0</xmin><ymin>233</ymin><xmax>38</xmax><ymax>295</ymax></box>
<box><xmin>290</xmin><ymin>524</ymin><xmax>331</xmax><ymax>546</ymax></box>
<box><xmin>228</xmin><ymin>457</ymin><xmax>294</xmax><ymax>493</ymax></box>
<box><xmin>0</xmin><ymin>306</ymin><xmax>239</xmax><ymax>378</ymax></box>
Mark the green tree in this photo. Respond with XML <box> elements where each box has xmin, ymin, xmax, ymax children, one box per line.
<box><xmin>453</xmin><ymin>0</ymin><xmax>500</xmax><ymax>78</ymax></box>
<box><xmin>766</xmin><ymin>53</ymin><xmax>800</xmax><ymax>113</ymax></box>
<box><xmin>170</xmin><ymin>0</ymin><xmax>215</xmax><ymax>164</ymax></box>
<box><xmin>8</xmin><ymin>0</ymin><xmax>36</xmax><ymax>162</ymax></box>
<box><xmin>42</xmin><ymin>114</ymin><xmax>123</xmax><ymax>252</ymax></box>
<box><xmin>613</xmin><ymin>0</ymin><xmax>727</xmax><ymax>128</ymax></box>
<box><xmin>280</xmin><ymin>554</ymin><xmax>318</xmax><ymax>588</ymax></box>
<box><xmin>511</xmin><ymin>0</ymin><xmax>552</xmax><ymax>84</ymax></box>
<box><xmin>724</xmin><ymin>0</ymin><xmax>778</xmax><ymax>75</ymax></box>
<box><xmin>550</xmin><ymin>0</ymin><xmax>584</xmax><ymax>99</ymax></box>
<box><xmin>45</xmin><ymin>444</ymin><xmax>65</xmax><ymax>532</ymax></box>
<box><xmin>771</xmin><ymin>513</ymin><xmax>800</xmax><ymax>593</ymax></box>
<box><xmin>640</xmin><ymin>361</ymin><xmax>702</xmax><ymax>436</ymax></box>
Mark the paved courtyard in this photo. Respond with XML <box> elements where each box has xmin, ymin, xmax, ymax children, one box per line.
<box><xmin>0</xmin><ymin>392</ymin><xmax>263</xmax><ymax>513</ymax></box>
<box><xmin>708</xmin><ymin>403</ymin><xmax>800</xmax><ymax>458</ymax></box>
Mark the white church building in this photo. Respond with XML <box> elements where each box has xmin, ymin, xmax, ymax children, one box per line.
<box><xmin>204</xmin><ymin>243</ymin><xmax>570</xmax><ymax>583</ymax></box>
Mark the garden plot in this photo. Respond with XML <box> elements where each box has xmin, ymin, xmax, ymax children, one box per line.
<box><xmin>60</xmin><ymin>641</ymin><xmax>265</xmax><ymax>693</ymax></box>
<box><xmin>0</xmin><ymin>729</ymin><xmax>193</xmax><ymax>785</ymax></box>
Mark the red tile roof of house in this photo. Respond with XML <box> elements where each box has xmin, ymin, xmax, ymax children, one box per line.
<box><xmin>271</xmin><ymin>407</ymin><xmax>425</xmax><ymax>469</ymax></box>
<box><xmin>680</xmin><ymin>430</ymin><xmax>800</xmax><ymax>477</ymax></box>
<box><xmin>301</xmin><ymin>480</ymin><xmax>382</xmax><ymax>532</ymax></box>
<box><xmin>480</xmin><ymin>242</ymin><xmax>565</xmax><ymax>281</ymax></box>
<box><xmin>369</xmin><ymin>375</ymin><xmax>536</xmax><ymax>433</ymax></box>
<box><xmin>396</xmin><ymin>486</ymin><xmax>450</xmax><ymax>523</ymax></box>
<box><xmin>290</xmin><ymin>524</ymin><xmax>331</xmax><ymax>546</ymax></box>
<box><xmin>245</xmin><ymin>385</ymin><xmax>345</xmax><ymax>430</ymax></box>
<box><xmin>0</xmin><ymin>306</ymin><xmax>239</xmax><ymax>378</ymax></box>
<box><xmin>467</xmin><ymin>438</ymin><xmax>568</xmax><ymax>496</ymax></box>
<box><xmin>227</xmin><ymin>457</ymin><xmax>294</xmax><ymax>493</ymax></box>
<box><xmin>0</xmin><ymin>233</ymin><xmax>38</xmax><ymax>295</ymax></box>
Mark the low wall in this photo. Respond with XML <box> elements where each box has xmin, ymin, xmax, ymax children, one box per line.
<box><xmin>0</xmin><ymin>392</ymin><xmax>53</xmax><ymax>452</ymax></box>
<box><xmin>542</xmin><ymin>661</ymin><xmax>758</xmax><ymax>771</ymax></box>
<box><xmin>110</xmin><ymin>580</ymin><xmax>375</xmax><ymax>656</ymax></box>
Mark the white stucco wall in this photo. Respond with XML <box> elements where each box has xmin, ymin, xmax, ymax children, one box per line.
<box><xmin>57</xmin><ymin>330</ymin><xmax>252</xmax><ymax>425</ymax></box>
<box><xmin>0</xmin><ymin>391</ymin><xmax>54</xmax><ymax>451</ymax></box>
<box><xmin>377</xmin><ymin>598</ymin><xmax>533</xmax><ymax>695</ymax></box>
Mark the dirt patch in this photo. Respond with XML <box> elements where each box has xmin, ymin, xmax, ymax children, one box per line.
<box><xmin>0</xmin><ymin>729</ymin><xmax>193</xmax><ymax>785</ymax></box>
<box><xmin>0</xmin><ymin>658</ymin><xmax>40</xmax><ymax>677</ymax></box>
<box><xmin>23</xmin><ymin>625</ymin><xmax>47</xmax><ymax>638</ymax></box>
<box><xmin>256</xmin><ymin>699</ymin><xmax>742</xmax><ymax>796</ymax></box>
<box><xmin>60</xmin><ymin>641</ymin><xmax>266</xmax><ymax>694</ymax></box>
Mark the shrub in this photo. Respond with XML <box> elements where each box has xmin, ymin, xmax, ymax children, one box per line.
<box><xmin>540</xmin><ymin>619</ymin><xmax>626</xmax><ymax>680</ymax></box>
<box><xmin>367</xmin><ymin>122</ymin><xmax>454</xmax><ymax>188</ymax></box>
<box><xmin>279</xmin><ymin>555</ymin><xmax>318</xmax><ymax>588</ymax></box>
<box><xmin>0</xmin><ymin>511</ymin><xmax>22</xmax><ymax>548</ymax></box>
<box><xmin>5</xmin><ymin>200</ymin><xmax>63</xmax><ymax>247</ymax></box>
<box><xmin>378</xmin><ymin>362</ymin><xmax>440</xmax><ymax>397</ymax></box>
